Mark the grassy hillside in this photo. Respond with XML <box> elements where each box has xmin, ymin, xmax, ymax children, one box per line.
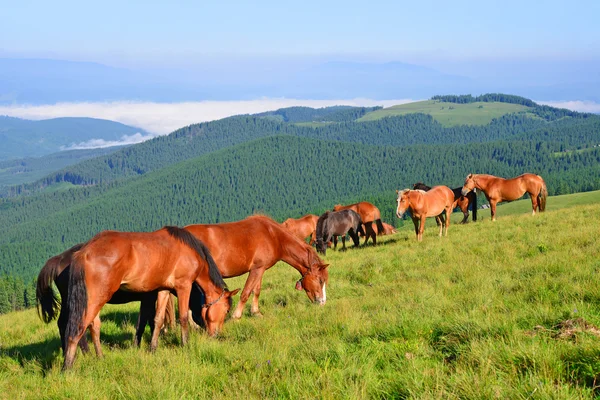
<box><xmin>0</xmin><ymin>116</ymin><xmax>145</xmax><ymax>160</ymax></box>
<box><xmin>1</xmin><ymin>194</ymin><xmax>599</xmax><ymax>398</ymax></box>
<box><xmin>358</xmin><ymin>100</ymin><xmax>530</xmax><ymax>126</ymax></box>
<box><xmin>0</xmin><ymin>146</ymin><xmax>123</xmax><ymax>187</ymax></box>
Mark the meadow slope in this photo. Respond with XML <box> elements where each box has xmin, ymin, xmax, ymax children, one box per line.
<box><xmin>1</xmin><ymin>192</ymin><xmax>600</xmax><ymax>398</ymax></box>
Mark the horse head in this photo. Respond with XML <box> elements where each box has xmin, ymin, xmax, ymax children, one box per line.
<box><xmin>395</xmin><ymin>189</ymin><xmax>412</xmax><ymax>218</ymax></box>
<box><xmin>295</xmin><ymin>249</ymin><xmax>329</xmax><ymax>305</ymax></box>
<box><xmin>332</xmin><ymin>204</ymin><xmax>342</xmax><ymax>211</ymax></box>
<box><xmin>462</xmin><ymin>174</ymin><xmax>475</xmax><ymax>196</ymax></box>
<box><xmin>201</xmin><ymin>288</ymin><xmax>240</xmax><ymax>336</ymax></box>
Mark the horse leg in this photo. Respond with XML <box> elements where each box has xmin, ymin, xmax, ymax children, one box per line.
<box><xmin>89</xmin><ymin>314</ymin><xmax>103</xmax><ymax>358</ymax></box>
<box><xmin>341</xmin><ymin>235</ymin><xmax>346</xmax><ymax>250</ymax></box>
<box><xmin>411</xmin><ymin>216</ymin><xmax>419</xmax><ymax>240</ymax></box>
<box><xmin>333</xmin><ymin>236</ymin><xmax>338</xmax><ymax>250</ymax></box>
<box><xmin>490</xmin><ymin>200</ymin><xmax>498</xmax><ymax>221</ymax></box>
<box><xmin>63</xmin><ymin>300</ymin><xmax>106</xmax><ymax>371</ymax></box>
<box><xmin>419</xmin><ymin>216</ymin><xmax>426</xmax><ymax>241</ymax></box>
<box><xmin>437</xmin><ymin>214</ymin><xmax>444</xmax><ymax>237</ymax></box>
<box><xmin>251</xmin><ymin>269</ymin><xmax>266</xmax><ymax>317</ymax></box>
<box><xmin>135</xmin><ymin>294</ymin><xmax>156</xmax><ymax>348</ymax></box>
<box><xmin>530</xmin><ymin>192</ymin><xmax>538</xmax><ymax>216</ymax></box>
<box><xmin>150</xmin><ymin>291</ymin><xmax>170</xmax><ymax>352</ymax></box>
<box><xmin>232</xmin><ymin>269</ymin><xmax>262</xmax><ymax>319</ymax></box>
<box><xmin>445</xmin><ymin>207</ymin><xmax>451</xmax><ymax>236</ymax></box>
<box><xmin>174</xmin><ymin>284</ymin><xmax>191</xmax><ymax>346</ymax></box>
<box><xmin>349</xmin><ymin>229</ymin><xmax>360</xmax><ymax>247</ymax></box>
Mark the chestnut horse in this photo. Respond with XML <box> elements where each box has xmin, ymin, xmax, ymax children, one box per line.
<box><xmin>413</xmin><ymin>182</ymin><xmax>478</xmax><ymax>224</ymax></box>
<box><xmin>396</xmin><ymin>186</ymin><xmax>455</xmax><ymax>241</ymax></box>
<box><xmin>36</xmin><ymin>243</ymin><xmax>193</xmax><ymax>355</ymax></box>
<box><xmin>461</xmin><ymin>173</ymin><xmax>547</xmax><ymax>221</ymax></box>
<box><xmin>184</xmin><ymin>215</ymin><xmax>329</xmax><ymax>320</ymax></box>
<box><xmin>333</xmin><ymin>202</ymin><xmax>384</xmax><ymax>245</ymax></box>
<box><xmin>62</xmin><ymin>226</ymin><xmax>238</xmax><ymax>370</ymax></box>
<box><xmin>315</xmin><ymin>210</ymin><xmax>364</xmax><ymax>255</ymax></box>
<box><xmin>381</xmin><ymin>222</ymin><xmax>397</xmax><ymax>235</ymax></box>
<box><xmin>282</xmin><ymin>214</ymin><xmax>319</xmax><ymax>244</ymax></box>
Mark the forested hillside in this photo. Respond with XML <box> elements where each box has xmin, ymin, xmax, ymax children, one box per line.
<box><xmin>4</xmin><ymin>100</ymin><xmax>598</xmax><ymax>197</ymax></box>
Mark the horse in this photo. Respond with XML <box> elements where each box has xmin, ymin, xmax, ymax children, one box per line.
<box><xmin>381</xmin><ymin>222</ymin><xmax>397</xmax><ymax>235</ymax></box>
<box><xmin>461</xmin><ymin>173</ymin><xmax>547</xmax><ymax>221</ymax></box>
<box><xmin>396</xmin><ymin>186</ymin><xmax>455</xmax><ymax>241</ymax></box>
<box><xmin>413</xmin><ymin>182</ymin><xmax>478</xmax><ymax>224</ymax></box>
<box><xmin>333</xmin><ymin>202</ymin><xmax>384</xmax><ymax>245</ymax></box>
<box><xmin>183</xmin><ymin>215</ymin><xmax>329</xmax><ymax>320</ymax></box>
<box><xmin>282</xmin><ymin>214</ymin><xmax>319</xmax><ymax>244</ymax></box>
<box><xmin>315</xmin><ymin>210</ymin><xmax>364</xmax><ymax>255</ymax></box>
<box><xmin>36</xmin><ymin>244</ymin><xmax>199</xmax><ymax>356</ymax></box>
<box><xmin>62</xmin><ymin>226</ymin><xmax>239</xmax><ymax>371</ymax></box>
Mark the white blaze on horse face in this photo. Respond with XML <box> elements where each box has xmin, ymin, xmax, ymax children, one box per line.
<box><xmin>322</xmin><ymin>283</ymin><xmax>327</xmax><ymax>303</ymax></box>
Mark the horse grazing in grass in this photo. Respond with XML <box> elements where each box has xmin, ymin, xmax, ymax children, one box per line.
<box><xmin>381</xmin><ymin>222</ymin><xmax>397</xmax><ymax>235</ymax></box>
<box><xmin>282</xmin><ymin>214</ymin><xmax>319</xmax><ymax>244</ymax></box>
<box><xmin>61</xmin><ymin>226</ymin><xmax>238</xmax><ymax>371</ymax></box>
<box><xmin>461</xmin><ymin>173</ymin><xmax>547</xmax><ymax>221</ymax></box>
<box><xmin>36</xmin><ymin>244</ymin><xmax>202</xmax><ymax>355</ymax></box>
<box><xmin>413</xmin><ymin>182</ymin><xmax>478</xmax><ymax>224</ymax></box>
<box><xmin>333</xmin><ymin>202</ymin><xmax>384</xmax><ymax>245</ymax></box>
<box><xmin>396</xmin><ymin>186</ymin><xmax>455</xmax><ymax>241</ymax></box>
<box><xmin>315</xmin><ymin>210</ymin><xmax>364</xmax><ymax>255</ymax></box>
<box><xmin>184</xmin><ymin>215</ymin><xmax>329</xmax><ymax>320</ymax></box>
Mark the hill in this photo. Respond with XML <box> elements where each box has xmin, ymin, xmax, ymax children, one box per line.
<box><xmin>357</xmin><ymin>100</ymin><xmax>531</xmax><ymax>126</ymax></box>
<box><xmin>0</xmin><ymin>146</ymin><xmax>124</xmax><ymax>187</ymax></box>
<box><xmin>0</xmin><ymin>116</ymin><xmax>146</xmax><ymax>160</ymax></box>
<box><xmin>1</xmin><ymin>195</ymin><xmax>599</xmax><ymax>397</ymax></box>
<box><xmin>5</xmin><ymin>96</ymin><xmax>599</xmax><ymax>196</ymax></box>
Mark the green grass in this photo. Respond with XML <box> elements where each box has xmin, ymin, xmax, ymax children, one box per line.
<box><xmin>358</xmin><ymin>100</ymin><xmax>530</xmax><ymax>126</ymax></box>
<box><xmin>2</xmin><ymin>192</ymin><xmax>600</xmax><ymax>398</ymax></box>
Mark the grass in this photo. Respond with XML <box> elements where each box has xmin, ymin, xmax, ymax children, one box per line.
<box><xmin>357</xmin><ymin>100</ymin><xmax>530</xmax><ymax>126</ymax></box>
<box><xmin>1</xmin><ymin>191</ymin><xmax>600</xmax><ymax>398</ymax></box>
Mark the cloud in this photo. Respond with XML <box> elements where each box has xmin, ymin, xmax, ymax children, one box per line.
<box><xmin>0</xmin><ymin>98</ymin><xmax>415</xmax><ymax>135</ymax></box>
<box><xmin>536</xmin><ymin>100</ymin><xmax>600</xmax><ymax>114</ymax></box>
<box><xmin>60</xmin><ymin>132</ymin><xmax>156</xmax><ymax>150</ymax></box>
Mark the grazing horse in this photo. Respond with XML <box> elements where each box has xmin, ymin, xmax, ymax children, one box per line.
<box><xmin>315</xmin><ymin>210</ymin><xmax>364</xmax><ymax>255</ymax></box>
<box><xmin>62</xmin><ymin>226</ymin><xmax>238</xmax><ymax>371</ymax></box>
<box><xmin>381</xmin><ymin>222</ymin><xmax>397</xmax><ymax>235</ymax></box>
<box><xmin>282</xmin><ymin>214</ymin><xmax>319</xmax><ymax>244</ymax></box>
<box><xmin>333</xmin><ymin>202</ymin><xmax>384</xmax><ymax>245</ymax></box>
<box><xmin>396</xmin><ymin>186</ymin><xmax>455</xmax><ymax>241</ymax></box>
<box><xmin>413</xmin><ymin>182</ymin><xmax>478</xmax><ymax>224</ymax></box>
<box><xmin>461</xmin><ymin>173</ymin><xmax>547</xmax><ymax>221</ymax></box>
<box><xmin>184</xmin><ymin>215</ymin><xmax>329</xmax><ymax>320</ymax></box>
<box><xmin>36</xmin><ymin>244</ymin><xmax>197</xmax><ymax>355</ymax></box>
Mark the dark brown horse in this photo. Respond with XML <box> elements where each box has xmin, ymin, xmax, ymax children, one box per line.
<box><xmin>282</xmin><ymin>214</ymin><xmax>319</xmax><ymax>244</ymax></box>
<box><xmin>413</xmin><ymin>182</ymin><xmax>478</xmax><ymax>223</ymax></box>
<box><xmin>333</xmin><ymin>202</ymin><xmax>384</xmax><ymax>245</ymax></box>
<box><xmin>184</xmin><ymin>215</ymin><xmax>329</xmax><ymax>320</ymax></box>
<box><xmin>396</xmin><ymin>186</ymin><xmax>455</xmax><ymax>241</ymax></box>
<box><xmin>62</xmin><ymin>226</ymin><xmax>238</xmax><ymax>370</ymax></box>
<box><xmin>315</xmin><ymin>210</ymin><xmax>364</xmax><ymax>255</ymax></box>
<box><xmin>461</xmin><ymin>173</ymin><xmax>547</xmax><ymax>221</ymax></box>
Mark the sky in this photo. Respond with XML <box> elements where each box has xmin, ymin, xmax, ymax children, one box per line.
<box><xmin>2</xmin><ymin>0</ymin><xmax>599</xmax><ymax>68</ymax></box>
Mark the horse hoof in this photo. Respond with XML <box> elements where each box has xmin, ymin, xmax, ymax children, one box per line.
<box><xmin>251</xmin><ymin>312</ymin><xmax>264</xmax><ymax>318</ymax></box>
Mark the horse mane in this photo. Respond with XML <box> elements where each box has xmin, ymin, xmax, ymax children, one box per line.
<box><xmin>315</xmin><ymin>212</ymin><xmax>330</xmax><ymax>241</ymax></box>
<box><xmin>164</xmin><ymin>226</ymin><xmax>227</xmax><ymax>290</ymax></box>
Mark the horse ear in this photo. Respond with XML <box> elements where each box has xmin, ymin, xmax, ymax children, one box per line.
<box><xmin>228</xmin><ymin>288</ymin><xmax>240</xmax><ymax>297</ymax></box>
<box><xmin>320</xmin><ymin>263</ymin><xmax>330</xmax><ymax>270</ymax></box>
<box><xmin>396</xmin><ymin>189</ymin><xmax>399</xmax><ymax>194</ymax></box>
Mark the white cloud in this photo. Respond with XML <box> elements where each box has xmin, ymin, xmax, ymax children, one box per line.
<box><xmin>60</xmin><ymin>132</ymin><xmax>156</xmax><ymax>150</ymax></box>
<box><xmin>536</xmin><ymin>100</ymin><xmax>600</xmax><ymax>114</ymax></box>
<box><xmin>0</xmin><ymin>98</ymin><xmax>414</xmax><ymax>135</ymax></box>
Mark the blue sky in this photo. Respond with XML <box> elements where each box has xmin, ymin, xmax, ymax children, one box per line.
<box><xmin>2</xmin><ymin>0</ymin><xmax>598</xmax><ymax>67</ymax></box>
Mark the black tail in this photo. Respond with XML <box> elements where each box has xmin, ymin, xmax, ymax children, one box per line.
<box><xmin>165</xmin><ymin>226</ymin><xmax>227</xmax><ymax>290</ymax></box>
<box><xmin>471</xmin><ymin>191</ymin><xmax>478</xmax><ymax>221</ymax></box>
<box><xmin>64</xmin><ymin>256</ymin><xmax>88</xmax><ymax>345</ymax></box>
<box><xmin>375</xmin><ymin>219</ymin><xmax>384</xmax><ymax>235</ymax></box>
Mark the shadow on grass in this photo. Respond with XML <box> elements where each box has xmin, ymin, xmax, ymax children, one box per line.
<box><xmin>0</xmin><ymin>336</ymin><xmax>62</xmax><ymax>373</ymax></box>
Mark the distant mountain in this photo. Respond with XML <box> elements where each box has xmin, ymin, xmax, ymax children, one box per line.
<box><xmin>0</xmin><ymin>116</ymin><xmax>146</xmax><ymax>160</ymax></box>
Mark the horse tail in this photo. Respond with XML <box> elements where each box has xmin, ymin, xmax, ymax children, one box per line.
<box><xmin>165</xmin><ymin>226</ymin><xmax>227</xmax><ymax>290</ymax></box>
<box><xmin>36</xmin><ymin>256</ymin><xmax>63</xmax><ymax>323</ymax></box>
<box><xmin>538</xmin><ymin>177</ymin><xmax>548</xmax><ymax>212</ymax></box>
<box><xmin>64</xmin><ymin>256</ymin><xmax>88</xmax><ymax>345</ymax></box>
<box><xmin>471</xmin><ymin>191</ymin><xmax>478</xmax><ymax>221</ymax></box>
<box><xmin>375</xmin><ymin>219</ymin><xmax>384</xmax><ymax>235</ymax></box>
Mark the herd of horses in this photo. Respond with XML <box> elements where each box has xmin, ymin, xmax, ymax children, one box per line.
<box><xmin>35</xmin><ymin>172</ymin><xmax>548</xmax><ymax>371</ymax></box>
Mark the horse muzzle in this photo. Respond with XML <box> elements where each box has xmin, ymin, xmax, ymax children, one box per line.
<box><xmin>396</xmin><ymin>211</ymin><xmax>404</xmax><ymax>219</ymax></box>
<box><xmin>461</xmin><ymin>188</ymin><xmax>469</xmax><ymax>196</ymax></box>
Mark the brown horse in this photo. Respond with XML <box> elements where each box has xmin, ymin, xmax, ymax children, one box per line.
<box><xmin>184</xmin><ymin>215</ymin><xmax>329</xmax><ymax>320</ymax></box>
<box><xmin>62</xmin><ymin>226</ymin><xmax>238</xmax><ymax>370</ymax></box>
<box><xmin>333</xmin><ymin>202</ymin><xmax>384</xmax><ymax>245</ymax></box>
<box><xmin>282</xmin><ymin>214</ymin><xmax>319</xmax><ymax>244</ymax></box>
<box><xmin>396</xmin><ymin>186</ymin><xmax>455</xmax><ymax>241</ymax></box>
<box><xmin>461</xmin><ymin>173</ymin><xmax>547</xmax><ymax>221</ymax></box>
<box><xmin>381</xmin><ymin>222</ymin><xmax>397</xmax><ymax>235</ymax></box>
<box><xmin>413</xmin><ymin>182</ymin><xmax>478</xmax><ymax>224</ymax></box>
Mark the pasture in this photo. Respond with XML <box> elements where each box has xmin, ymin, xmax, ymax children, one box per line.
<box><xmin>1</xmin><ymin>191</ymin><xmax>600</xmax><ymax>398</ymax></box>
<box><xmin>357</xmin><ymin>100</ymin><xmax>530</xmax><ymax>126</ymax></box>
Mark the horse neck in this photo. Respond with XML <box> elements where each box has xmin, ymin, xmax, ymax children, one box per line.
<box><xmin>280</xmin><ymin>235</ymin><xmax>311</xmax><ymax>275</ymax></box>
<box><xmin>473</xmin><ymin>174</ymin><xmax>493</xmax><ymax>190</ymax></box>
<box><xmin>194</xmin><ymin>260</ymin><xmax>224</xmax><ymax>300</ymax></box>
